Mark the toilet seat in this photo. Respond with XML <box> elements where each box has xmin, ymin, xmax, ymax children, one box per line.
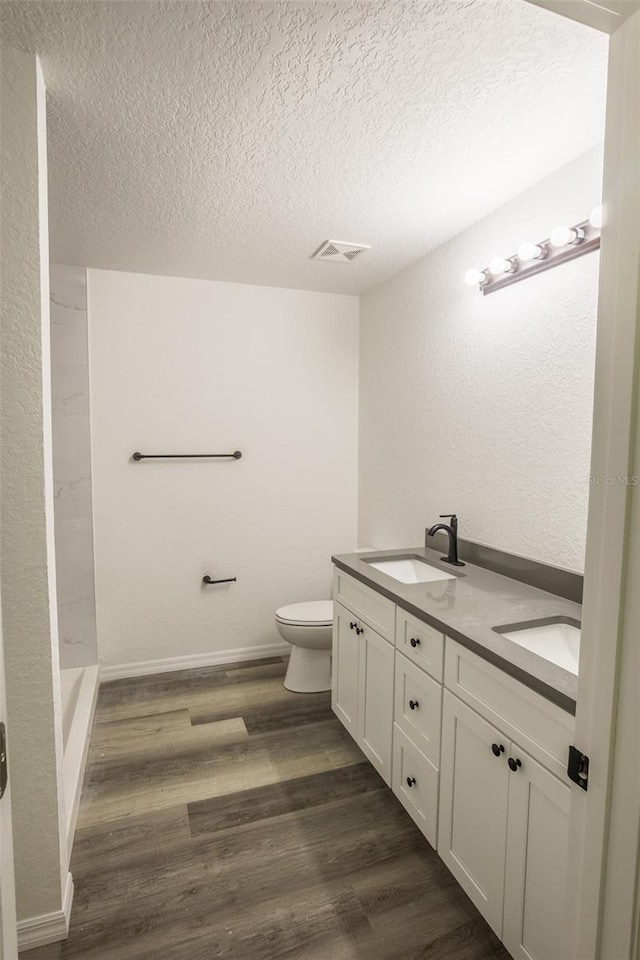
<box><xmin>275</xmin><ymin>600</ymin><xmax>333</xmax><ymax>627</ymax></box>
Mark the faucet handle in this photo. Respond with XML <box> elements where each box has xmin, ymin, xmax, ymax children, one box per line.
<box><xmin>439</xmin><ymin>514</ymin><xmax>457</xmax><ymax>520</ymax></box>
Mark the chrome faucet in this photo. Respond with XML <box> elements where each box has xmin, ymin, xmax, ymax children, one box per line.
<box><xmin>426</xmin><ymin>514</ymin><xmax>466</xmax><ymax>567</ymax></box>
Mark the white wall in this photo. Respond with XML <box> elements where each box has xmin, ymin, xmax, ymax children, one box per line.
<box><xmin>0</xmin><ymin>50</ymin><xmax>69</xmax><ymax>933</ymax></box>
<box><xmin>51</xmin><ymin>265</ymin><xmax>98</xmax><ymax>668</ymax></box>
<box><xmin>359</xmin><ymin>147</ymin><xmax>602</xmax><ymax>573</ymax></box>
<box><xmin>89</xmin><ymin>270</ymin><xmax>359</xmax><ymax>669</ymax></box>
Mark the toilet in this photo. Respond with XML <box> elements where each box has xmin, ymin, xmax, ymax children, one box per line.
<box><xmin>275</xmin><ymin>600</ymin><xmax>333</xmax><ymax>693</ymax></box>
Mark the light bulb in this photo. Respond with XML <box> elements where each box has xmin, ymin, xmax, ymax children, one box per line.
<box><xmin>550</xmin><ymin>225</ymin><xmax>584</xmax><ymax>247</ymax></box>
<box><xmin>489</xmin><ymin>256</ymin><xmax>513</xmax><ymax>276</ymax></box>
<box><xmin>465</xmin><ymin>268</ymin><xmax>484</xmax><ymax>286</ymax></box>
<box><xmin>518</xmin><ymin>241</ymin><xmax>545</xmax><ymax>263</ymax></box>
<box><xmin>589</xmin><ymin>205</ymin><xmax>604</xmax><ymax>229</ymax></box>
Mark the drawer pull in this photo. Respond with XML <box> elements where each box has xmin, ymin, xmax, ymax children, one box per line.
<box><xmin>410</xmin><ymin>637</ymin><xmax>421</xmax><ymax>648</ymax></box>
<box><xmin>409</xmin><ymin>700</ymin><xmax>419</xmax><ymax>710</ymax></box>
<box><xmin>406</xmin><ymin>776</ymin><xmax>416</xmax><ymax>787</ymax></box>
<box><xmin>491</xmin><ymin>743</ymin><xmax>505</xmax><ymax>757</ymax></box>
<box><xmin>508</xmin><ymin>757</ymin><xmax>522</xmax><ymax>772</ymax></box>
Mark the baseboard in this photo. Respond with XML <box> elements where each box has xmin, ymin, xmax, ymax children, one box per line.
<box><xmin>99</xmin><ymin>642</ymin><xmax>290</xmax><ymax>682</ymax></box>
<box><xmin>18</xmin><ymin>871</ymin><xmax>74</xmax><ymax>952</ymax></box>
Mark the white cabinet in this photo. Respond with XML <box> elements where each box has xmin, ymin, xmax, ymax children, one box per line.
<box><xmin>439</xmin><ymin>669</ymin><xmax>572</xmax><ymax>958</ymax></box>
<box><xmin>391</xmin><ymin>612</ymin><xmax>446</xmax><ymax>849</ymax></box>
<box><xmin>439</xmin><ymin>689</ymin><xmax>510</xmax><ymax>936</ymax></box>
<box><xmin>391</xmin><ymin>651</ymin><xmax>443</xmax><ymax>848</ymax></box>
<box><xmin>331</xmin><ymin>574</ymin><xmax>395</xmax><ymax>784</ymax></box>
<box><xmin>358</xmin><ymin>626</ymin><xmax>395</xmax><ymax>782</ymax></box>
<box><xmin>394</xmin><ymin>651</ymin><xmax>442</xmax><ymax>767</ymax></box>
<box><xmin>332</xmin><ymin>564</ymin><xmax>576</xmax><ymax>960</ymax></box>
<box><xmin>444</xmin><ymin>637</ymin><xmax>574</xmax><ymax>781</ymax></box>
<box><xmin>332</xmin><ymin>600</ymin><xmax>360</xmax><ymax>738</ymax></box>
<box><xmin>392</xmin><ymin>725</ymin><xmax>439</xmax><ymax>847</ymax></box>
<box><xmin>503</xmin><ymin>748</ymin><xmax>571</xmax><ymax>960</ymax></box>
<box><xmin>395</xmin><ymin>607</ymin><xmax>444</xmax><ymax>682</ymax></box>
<box><xmin>334</xmin><ymin>567</ymin><xmax>396</xmax><ymax>641</ymax></box>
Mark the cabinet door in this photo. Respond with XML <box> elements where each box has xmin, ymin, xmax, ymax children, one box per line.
<box><xmin>331</xmin><ymin>601</ymin><xmax>360</xmax><ymax>737</ymax></box>
<box><xmin>438</xmin><ymin>690</ymin><xmax>510</xmax><ymax>938</ymax></box>
<box><xmin>394</xmin><ymin>651</ymin><xmax>442</xmax><ymax>767</ymax></box>
<box><xmin>392</xmin><ymin>724</ymin><xmax>439</xmax><ymax>848</ymax></box>
<box><xmin>503</xmin><ymin>748</ymin><xmax>571</xmax><ymax>960</ymax></box>
<box><xmin>357</xmin><ymin>623</ymin><xmax>394</xmax><ymax>784</ymax></box>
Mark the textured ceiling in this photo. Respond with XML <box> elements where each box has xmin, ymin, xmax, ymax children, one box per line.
<box><xmin>1</xmin><ymin>0</ymin><xmax>607</xmax><ymax>294</ymax></box>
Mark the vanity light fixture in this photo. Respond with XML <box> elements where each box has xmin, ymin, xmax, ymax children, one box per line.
<box><xmin>465</xmin><ymin>268</ymin><xmax>488</xmax><ymax>286</ymax></box>
<box><xmin>589</xmin><ymin>205</ymin><xmax>604</xmax><ymax>228</ymax></box>
<box><xmin>517</xmin><ymin>241</ymin><xmax>546</xmax><ymax>263</ymax></box>
<box><xmin>489</xmin><ymin>256</ymin><xmax>516</xmax><ymax>276</ymax></box>
<box><xmin>466</xmin><ymin>212</ymin><xmax>601</xmax><ymax>296</ymax></box>
<box><xmin>550</xmin><ymin>224</ymin><xmax>585</xmax><ymax>247</ymax></box>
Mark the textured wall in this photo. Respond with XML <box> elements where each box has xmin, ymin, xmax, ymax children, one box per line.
<box><xmin>359</xmin><ymin>147</ymin><xmax>603</xmax><ymax>573</ymax></box>
<box><xmin>50</xmin><ymin>265</ymin><xmax>98</xmax><ymax>668</ymax></box>
<box><xmin>0</xmin><ymin>50</ymin><xmax>68</xmax><ymax>923</ymax></box>
<box><xmin>88</xmin><ymin>270</ymin><xmax>359</xmax><ymax>668</ymax></box>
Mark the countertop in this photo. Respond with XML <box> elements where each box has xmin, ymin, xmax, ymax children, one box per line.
<box><xmin>332</xmin><ymin>546</ymin><xmax>580</xmax><ymax>713</ymax></box>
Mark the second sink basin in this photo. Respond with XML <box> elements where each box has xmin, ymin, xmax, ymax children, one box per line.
<box><xmin>364</xmin><ymin>556</ymin><xmax>457</xmax><ymax>584</ymax></box>
<box><xmin>493</xmin><ymin>617</ymin><xmax>581</xmax><ymax>675</ymax></box>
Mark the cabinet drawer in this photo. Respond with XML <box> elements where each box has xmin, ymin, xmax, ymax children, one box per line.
<box><xmin>444</xmin><ymin>638</ymin><xmax>574</xmax><ymax>781</ymax></box>
<box><xmin>395</xmin><ymin>608</ymin><xmax>444</xmax><ymax>682</ymax></box>
<box><xmin>392</xmin><ymin>725</ymin><xmax>439</xmax><ymax>848</ymax></box>
<box><xmin>394</xmin><ymin>651</ymin><xmax>442</xmax><ymax>767</ymax></box>
<box><xmin>333</xmin><ymin>568</ymin><xmax>396</xmax><ymax>642</ymax></box>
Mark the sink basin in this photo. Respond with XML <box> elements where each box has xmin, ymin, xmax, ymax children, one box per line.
<box><xmin>493</xmin><ymin>617</ymin><xmax>580</xmax><ymax>675</ymax></box>
<box><xmin>364</xmin><ymin>556</ymin><xmax>457</xmax><ymax>584</ymax></box>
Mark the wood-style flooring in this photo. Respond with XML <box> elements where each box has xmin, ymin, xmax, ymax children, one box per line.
<box><xmin>27</xmin><ymin>657</ymin><xmax>509</xmax><ymax>960</ymax></box>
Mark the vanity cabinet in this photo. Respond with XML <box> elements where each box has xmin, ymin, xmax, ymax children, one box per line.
<box><xmin>332</xmin><ymin>600</ymin><xmax>360</xmax><ymax>738</ymax></box>
<box><xmin>332</xmin><ymin>572</ymin><xmax>395</xmax><ymax>783</ymax></box>
<box><xmin>391</xmin><ymin>650</ymin><xmax>442</xmax><ymax>846</ymax></box>
<box><xmin>439</xmin><ymin>641</ymin><xmax>573</xmax><ymax>958</ymax></box>
<box><xmin>395</xmin><ymin>607</ymin><xmax>444</xmax><ymax>681</ymax></box>
<box><xmin>390</xmin><ymin>610</ymin><xmax>445</xmax><ymax>846</ymax></box>
<box><xmin>394</xmin><ymin>651</ymin><xmax>442</xmax><ymax>766</ymax></box>
<box><xmin>331</xmin><ymin>563</ymin><xmax>576</xmax><ymax>960</ymax></box>
<box><xmin>438</xmin><ymin>690</ymin><xmax>510</xmax><ymax>935</ymax></box>
<box><xmin>391</xmin><ymin>725</ymin><xmax>439</xmax><ymax>846</ymax></box>
<box><xmin>502</xmin><ymin>744</ymin><xmax>571</xmax><ymax>960</ymax></box>
<box><xmin>358</xmin><ymin>625</ymin><xmax>394</xmax><ymax>781</ymax></box>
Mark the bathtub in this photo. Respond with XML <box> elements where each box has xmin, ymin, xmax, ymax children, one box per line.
<box><xmin>60</xmin><ymin>665</ymin><xmax>100</xmax><ymax>858</ymax></box>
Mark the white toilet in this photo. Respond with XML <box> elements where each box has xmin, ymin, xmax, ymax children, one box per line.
<box><xmin>275</xmin><ymin>600</ymin><xmax>333</xmax><ymax>693</ymax></box>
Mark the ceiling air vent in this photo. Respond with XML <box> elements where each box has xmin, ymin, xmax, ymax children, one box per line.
<box><xmin>311</xmin><ymin>240</ymin><xmax>371</xmax><ymax>264</ymax></box>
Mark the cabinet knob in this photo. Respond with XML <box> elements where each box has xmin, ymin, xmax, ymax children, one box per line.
<box><xmin>349</xmin><ymin>621</ymin><xmax>356</xmax><ymax>631</ymax></box>
<box><xmin>356</xmin><ymin>625</ymin><xmax>363</xmax><ymax>635</ymax></box>
<box><xmin>491</xmin><ymin>743</ymin><xmax>505</xmax><ymax>757</ymax></box>
<box><xmin>406</xmin><ymin>776</ymin><xmax>416</xmax><ymax>787</ymax></box>
<box><xmin>410</xmin><ymin>637</ymin><xmax>421</xmax><ymax>648</ymax></box>
<box><xmin>409</xmin><ymin>700</ymin><xmax>419</xmax><ymax>710</ymax></box>
<box><xmin>508</xmin><ymin>757</ymin><xmax>522</xmax><ymax>772</ymax></box>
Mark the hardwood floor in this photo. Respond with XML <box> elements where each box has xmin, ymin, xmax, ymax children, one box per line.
<box><xmin>26</xmin><ymin>657</ymin><xmax>509</xmax><ymax>960</ymax></box>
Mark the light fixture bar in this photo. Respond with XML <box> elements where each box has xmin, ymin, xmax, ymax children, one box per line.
<box><xmin>474</xmin><ymin>217</ymin><xmax>601</xmax><ymax>296</ymax></box>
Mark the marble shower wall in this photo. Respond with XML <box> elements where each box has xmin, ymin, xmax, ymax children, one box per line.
<box><xmin>50</xmin><ymin>264</ymin><xmax>98</xmax><ymax>667</ymax></box>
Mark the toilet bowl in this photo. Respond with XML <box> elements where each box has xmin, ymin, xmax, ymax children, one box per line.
<box><xmin>275</xmin><ymin>600</ymin><xmax>333</xmax><ymax>693</ymax></box>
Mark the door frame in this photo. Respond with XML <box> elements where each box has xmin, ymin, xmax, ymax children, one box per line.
<box><xmin>0</xmin><ymin>592</ymin><xmax>18</xmax><ymax>959</ymax></box>
<box><xmin>524</xmin><ymin>3</ymin><xmax>640</xmax><ymax>957</ymax></box>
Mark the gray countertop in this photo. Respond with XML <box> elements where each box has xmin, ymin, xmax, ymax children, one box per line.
<box><xmin>332</xmin><ymin>546</ymin><xmax>580</xmax><ymax>714</ymax></box>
